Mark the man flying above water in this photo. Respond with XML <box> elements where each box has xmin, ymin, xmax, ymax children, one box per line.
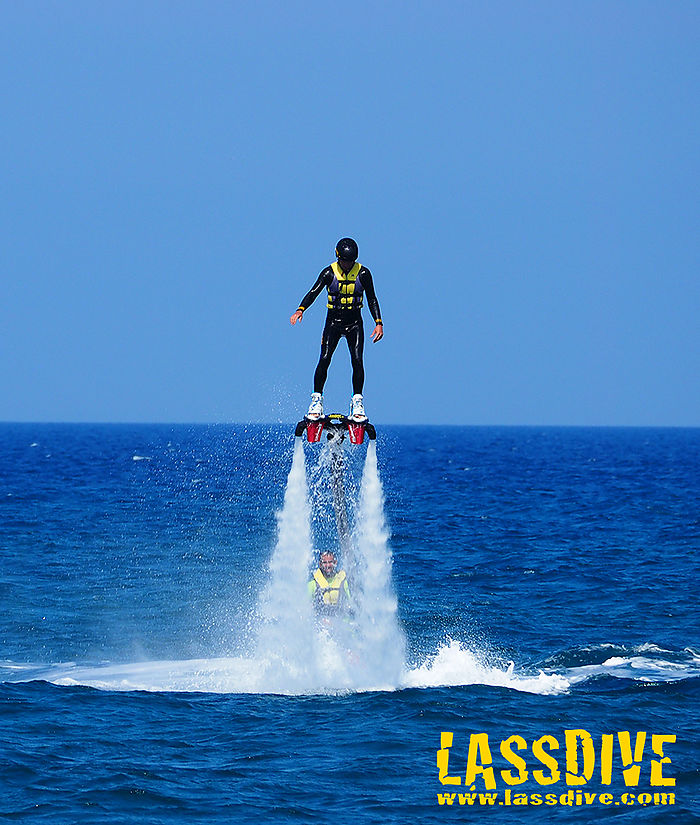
<box><xmin>290</xmin><ymin>238</ymin><xmax>383</xmax><ymax>422</ymax></box>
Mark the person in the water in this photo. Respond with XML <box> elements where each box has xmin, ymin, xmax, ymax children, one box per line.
<box><xmin>290</xmin><ymin>238</ymin><xmax>383</xmax><ymax>422</ymax></box>
<box><xmin>308</xmin><ymin>551</ymin><xmax>352</xmax><ymax>614</ymax></box>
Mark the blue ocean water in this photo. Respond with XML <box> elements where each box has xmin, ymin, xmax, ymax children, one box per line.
<box><xmin>1</xmin><ymin>423</ymin><xmax>698</xmax><ymax>823</ymax></box>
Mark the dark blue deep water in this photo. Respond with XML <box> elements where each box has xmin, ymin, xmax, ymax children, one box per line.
<box><xmin>1</xmin><ymin>424</ymin><xmax>698</xmax><ymax>823</ymax></box>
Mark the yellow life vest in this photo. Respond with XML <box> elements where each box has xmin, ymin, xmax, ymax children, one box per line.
<box><xmin>312</xmin><ymin>568</ymin><xmax>347</xmax><ymax>606</ymax></box>
<box><xmin>327</xmin><ymin>261</ymin><xmax>364</xmax><ymax>310</ymax></box>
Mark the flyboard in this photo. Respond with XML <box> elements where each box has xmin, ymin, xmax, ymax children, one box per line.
<box><xmin>294</xmin><ymin>413</ymin><xmax>376</xmax><ymax>444</ymax></box>
<box><xmin>295</xmin><ymin>413</ymin><xmax>376</xmax><ymax>557</ymax></box>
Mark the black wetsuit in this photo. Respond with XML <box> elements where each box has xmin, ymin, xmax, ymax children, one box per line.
<box><xmin>297</xmin><ymin>265</ymin><xmax>382</xmax><ymax>395</ymax></box>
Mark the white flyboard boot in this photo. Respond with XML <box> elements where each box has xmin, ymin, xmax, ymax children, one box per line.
<box><xmin>306</xmin><ymin>392</ymin><xmax>324</xmax><ymax>420</ymax></box>
<box><xmin>350</xmin><ymin>393</ymin><xmax>367</xmax><ymax>422</ymax></box>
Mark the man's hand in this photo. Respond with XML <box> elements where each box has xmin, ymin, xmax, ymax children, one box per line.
<box><xmin>290</xmin><ymin>310</ymin><xmax>303</xmax><ymax>325</ymax></box>
<box><xmin>371</xmin><ymin>323</ymin><xmax>384</xmax><ymax>342</ymax></box>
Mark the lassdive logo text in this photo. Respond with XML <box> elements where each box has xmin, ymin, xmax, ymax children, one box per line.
<box><xmin>437</xmin><ymin>730</ymin><xmax>676</xmax><ymax>808</ymax></box>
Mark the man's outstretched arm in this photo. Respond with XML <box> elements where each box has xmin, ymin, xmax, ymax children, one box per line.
<box><xmin>290</xmin><ymin>269</ymin><xmax>330</xmax><ymax>324</ymax></box>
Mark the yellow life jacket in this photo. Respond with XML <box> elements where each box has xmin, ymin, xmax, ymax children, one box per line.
<box><xmin>327</xmin><ymin>261</ymin><xmax>364</xmax><ymax>310</ymax></box>
<box><xmin>312</xmin><ymin>568</ymin><xmax>347</xmax><ymax>606</ymax></box>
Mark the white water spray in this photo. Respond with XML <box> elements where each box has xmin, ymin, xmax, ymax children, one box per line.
<box><xmin>252</xmin><ymin>435</ymin><xmax>406</xmax><ymax>693</ymax></box>
<box><xmin>351</xmin><ymin>441</ymin><xmax>406</xmax><ymax>687</ymax></box>
<box><xmin>255</xmin><ymin>438</ymin><xmax>319</xmax><ymax>692</ymax></box>
<box><xmin>248</xmin><ymin>438</ymin><xmax>567</xmax><ymax>696</ymax></box>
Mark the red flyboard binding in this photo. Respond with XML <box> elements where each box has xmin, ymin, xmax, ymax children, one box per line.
<box><xmin>295</xmin><ymin>414</ymin><xmax>376</xmax><ymax>444</ymax></box>
<box><xmin>347</xmin><ymin>422</ymin><xmax>366</xmax><ymax>444</ymax></box>
<box><xmin>305</xmin><ymin>420</ymin><xmax>324</xmax><ymax>443</ymax></box>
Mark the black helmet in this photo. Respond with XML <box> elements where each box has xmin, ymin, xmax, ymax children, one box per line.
<box><xmin>335</xmin><ymin>237</ymin><xmax>358</xmax><ymax>261</ymax></box>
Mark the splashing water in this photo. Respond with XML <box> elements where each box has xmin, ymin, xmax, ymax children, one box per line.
<box><xmin>253</xmin><ymin>436</ymin><xmax>406</xmax><ymax>693</ymax></box>
<box><xmin>255</xmin><ymin>438</ymin><xmax>319</xmax><ymax>693</ymax></box>
<box><xmin>401</xmin><ymin>639</ymin><xmax>569</xmax><ymax>695</ymax></box>
<box><xmin>349</xmin><ymin>441</ymin><xmax>406</xmax><ymax>688</ymax></box>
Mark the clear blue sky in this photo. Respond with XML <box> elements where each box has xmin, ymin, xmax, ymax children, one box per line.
<box><xmin>2</xmin><ymin>1</ymin><xmax>698</xmax><ymax>426</ymax></box>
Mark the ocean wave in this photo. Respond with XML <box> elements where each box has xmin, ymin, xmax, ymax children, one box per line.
<box><xmin>564</xmin><ymin>654</ymin><xmax>700</xmax><ymax>686</ymax></box>
<box><xmin>401</xmin><ymin>639</ymin><xmax>569</xmax><ymax>695</ymax></box>
<box><xmin>3</xmin><ymin>640</ymin><xmax>698</xmax><ymax>697</ymax></box>
<box><xmin>0</xmin><ymin>640</ymin><xmax>568</xmax><ymax>696</ymax></box>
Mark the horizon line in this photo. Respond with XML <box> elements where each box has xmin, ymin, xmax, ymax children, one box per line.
<box><xmin>1</xmin><ymin>420</ymin><xmax>698</xmax><ymax>430</ymax></box>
